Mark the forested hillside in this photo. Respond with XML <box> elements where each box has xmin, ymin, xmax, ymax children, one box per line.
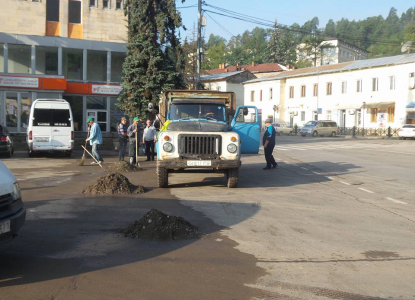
<box><xmin>186</xmin><ymin>6</ymin><xmax>415</xmax><ymax>71</ymax></box>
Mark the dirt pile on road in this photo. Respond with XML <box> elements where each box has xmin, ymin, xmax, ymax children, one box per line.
<box><xmin>104</xmin><ymin>161</ymin><xmax>141</xmax><ymax>173</ymax></box>
<box><xmin>82</xmin><ymin>173</ymin><xmax>145</xmax><ymax>195</ymax></box>
<box><xmin>121</xmin><ymin>209</ymin><xmax>201</xmax><ymax>241</ymax></box>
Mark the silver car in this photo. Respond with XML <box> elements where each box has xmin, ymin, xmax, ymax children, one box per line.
<box><xmin>272</xmin><ymin>123</ymin><xmax>293</xmax><ymax>135</ymax></box>
<box><xmin>300</xmin><ymin>120</ymin><xmax>338</xmax><ymax>137</ymax></box>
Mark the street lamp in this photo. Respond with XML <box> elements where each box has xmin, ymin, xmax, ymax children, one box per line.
<box><xmin>362</xmin><ymin>101</ymin><xmax>366</xmax><ymax>136</ymax></box>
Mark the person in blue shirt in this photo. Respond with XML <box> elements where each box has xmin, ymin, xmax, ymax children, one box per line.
<box><xmin>118</xmin><ymin>117</ymin><xmax>128</xmax><ymax>161</ymax></box>
<box><xmin>86</xmin><ymin>117</ymin><xmax>104</xmax><ymax>165</ymax></box>
<box><xmin>263</xmin><ymin>119</ymin><xmax>278</xmax><ymax>170</ymax></box>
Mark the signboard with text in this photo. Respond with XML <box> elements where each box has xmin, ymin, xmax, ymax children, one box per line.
<box><xmin>0</xmin><ymin>76</ymin><xmax>39</xmax><ymax>88</ymax></box>
<box><xmin>91</xmin><ymin>85</ymin><xmax>122</xmax><ymax>95</ymax></box>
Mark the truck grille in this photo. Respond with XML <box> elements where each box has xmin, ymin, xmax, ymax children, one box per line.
<box><xmin>0</xmin><ymin>193</ymin><xmax>13</xmax><ymax>211</ymax></box>
<box><xmin>178</xmin><ymin>134</ymin><xmax>221</xmax><ymax>158</ymax></box>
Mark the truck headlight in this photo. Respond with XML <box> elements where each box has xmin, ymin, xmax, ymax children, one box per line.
<box><xmin>163</xmin><ymin>142</ymin><xmax>173</xmax><ymax>152</ymax></box>
<box><xmin>227</xmin><ymin>143</ymin><xmax>237</xmax><ymax>153</ymax></box>
<box><xmin>12</xmin><ymin>181</ymin><xmax>21</xmax><ymax>202</ymax></box>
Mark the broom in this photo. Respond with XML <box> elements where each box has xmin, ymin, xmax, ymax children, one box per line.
<box><xmin>77</xmin><ymin>131</ymin><xmax>89</xmax><ymax>166</ymax></box>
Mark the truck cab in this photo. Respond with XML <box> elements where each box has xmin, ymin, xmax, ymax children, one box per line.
<box><xmin>156</xmin><ymin>90</ymin><xmax>260</xmax><ymax>188</ymax></box>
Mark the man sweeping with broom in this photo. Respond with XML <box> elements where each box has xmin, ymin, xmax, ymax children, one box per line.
<box><xmin>127</xmin><ymin>117</ymin><xmax>142</xmax><ymax>166</ymax></box>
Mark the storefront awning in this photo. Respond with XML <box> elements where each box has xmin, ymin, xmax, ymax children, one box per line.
<box><xmin>362</xmin><ymin>102</ymin><xmax>395</xmax><ymax>109</ymax></box>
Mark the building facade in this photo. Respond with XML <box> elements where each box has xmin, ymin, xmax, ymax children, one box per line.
<box><xmin>0</xmin><ymin>0</ymin><xmax>127</xmax><ymax>134</ymax></box>
<box><xmin>244</xmin><ymin>54</ymin><xmax>415</xmax><ymax>129</ymax></box>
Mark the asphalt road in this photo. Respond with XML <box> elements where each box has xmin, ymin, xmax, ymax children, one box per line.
<box><xmin>1</xmin><ymin>136</ymin><xmax>415</xmax><ymax>300</ymax></box>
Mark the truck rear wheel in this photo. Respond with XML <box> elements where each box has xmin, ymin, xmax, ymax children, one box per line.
<box><xmin>226</xmin><ymin>168</ymin><xmax>239</xmax><ymax>188</ymax></box>
<box><xmin>157</xmin><ymin>167</ymin><xmax>169</xmax><ymax>188</ymax></box>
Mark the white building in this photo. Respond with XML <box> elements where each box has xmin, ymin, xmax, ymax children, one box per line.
<box><xmin>297</xmin><ymin>39</ymin><xmax>369</xmax><ymax>67</ymax></box>
<box><xmin>244</xmin><ymin>53</ymin><xmax>415</xmax><ymax>129</ymax></box>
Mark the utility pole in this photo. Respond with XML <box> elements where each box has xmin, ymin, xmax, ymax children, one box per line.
<box><xmin>196</xmin><ymin>0</ymin><xmax>202</xmax><ymax>90</ymax></box>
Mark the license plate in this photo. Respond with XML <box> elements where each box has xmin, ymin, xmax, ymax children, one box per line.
<box><xmin>187</xmin><ymin>160</ymin><xmax>212</xmax><ymax>166</ymax></box>
<box><xmin>0</xmin><ymin>221</ymin><xmax>10</xmax><ymax>234</ymax></box>
<box><xmin>36</xmin><ymin>137</ymin><xmax>49</xmax><ymax>142</ymax></box>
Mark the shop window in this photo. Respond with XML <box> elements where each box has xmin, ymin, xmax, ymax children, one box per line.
<box><xmin>87</xmin><ymin>50</ymin><xmax>107</xmax><ymax>82</ymax></box>
<box><xmin>0</xmin><ymin>44</ymin><xmax>4</xmax><ymax>73</ymax></box>
<box><xmin>301</xmin><ymin>85</ymin><xmax>306</xmax><ymax>97</ymax></box>
<box><xmin>8</xmin><ymin>44</ymin><xmax>32</xmax><ymax>74</ymax></box>
<box><xmin>356</xmin><ymin>79</ymin><xmax>362</xmax><ymax>92</ymax></box>
<box><xmin>63</xmin><ymin>48</ymin><xmax>83</xmax><ymax>80</ymax></box>
<box><xmin>69</xmin><ymin>0</ymin><xmax>82</xmax><ymax>24</ymax></box>
<box><xmin>6</xmin><ymin>93</ymin><xmax>18</xmax><ymax>129</ymax></box>
<box><xmin>326</xmin><ymin>82</ymin><xmax>332</xmax><ymax>95</ymax></box>
<box><xmin>46</xmin><ymin>0</ymin><xmax>60</xmax><ymax>22</ymax></box>
<box><xmin>289</xmin><ymin>86</ymin><xmax>294</xmax><ymax>98</ymax></box>
<box><xmin>250</xmin><ymin>91</ymin><xmax>254</xmax><ymax>102</ymax></box>
<box><xmin>110</xmin><ymin>97</ymin><xmax>127</xmax><ymax>132</ymax></box>
<box><xmin>313</xmin><ymin>83</ymin><xmax>318</xmax><ymax>96</ymax></box>
<box><xmin>64</xmin><ymin>96</ymin><xmax>83</xmax><ymax>131</ymax></box>
<box><xmin>35</xmin><ymin>46</ymin><xmax>58</xmax><ymax>75</ymax></box>
<box><xmin>370</xmin><ymin>108</ymin><xmax>378</xmax><ymax>123</ymax></box>
<box><xmin>269</xmin><ymin>88</ymin><xmax>273</xmax><ymax>100</ymax></box>
<box><xmin>87</xmin><ymin>96</ymin><xmax>107</xmax><ymax>109</ymax></box>
<box><xmin>20</xmin><ymin>93</ymin><xmax>32</xmax><ymax>131</ymax></box>
<box><xmin>111</xmin><ymin>52</ymin><xmax>125</xmax><ymax>82</ymax></box>
<box><xmin>388</xmin><ymin>107</ymin><xmax>395</xmax><ymax>122</ymax></box>
<box><xmin>116</xmin><ymin>0</ymin><xmax>122</xmax><ymax>9</ymax></box>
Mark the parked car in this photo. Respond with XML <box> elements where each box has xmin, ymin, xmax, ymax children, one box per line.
<box><xmin>398</xmin><ymin>124</ymin><xmax>415</xmax><ymax>140</ymax></box>
<box><xmin>0</xmin><ymin>125</ymin><xmax>14</xmax><ymax>158</ymax></box>
<box><xmin>27</xmin><ymin>99</ymin><xmax>74</xmax><ymax>157</ymax></box>
<box><xmin>300</xmin><ymin>120</ymin><xmax>338</xmax><ymax>137</ymax></box>
<box><xmin>272</xmin><ymin>123</ymin><xmax>293</xmax><ymax>135</ymax></box>
<box><xmin>0</xmin><ymin>161</ymin><xmax>26</xmax><ymax>245</ymax></box>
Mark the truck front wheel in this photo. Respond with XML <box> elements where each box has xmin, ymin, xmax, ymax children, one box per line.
<box><xmin>157</xmin><ymin>167</ymin><xmax>169</xmax><ymax>188</ymax></box>
<box><xmin>226</xmin><ymin>168</ymin><xmax>239</xmax><ymax>188</ymax></box>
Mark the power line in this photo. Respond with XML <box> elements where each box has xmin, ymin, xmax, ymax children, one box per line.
<box><xmin>205</xmin><ymin>12</ymin><xmax>235</xmax><ymax>38</ymax></box>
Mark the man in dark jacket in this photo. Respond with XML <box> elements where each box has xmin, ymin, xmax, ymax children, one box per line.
<box><xmin>127</xmin><ymin>117</ymin><xmax>142</xmax><ymax>165</ymax></box>
<box><xmin>263</xmin><ymin>119</ymin><xmax>278</xmax><ymax>170</ymax></box>
<box><xmin>118</xmin><ymin>117</ymin><xmax>128</xmax><ymax>161</ymax></box>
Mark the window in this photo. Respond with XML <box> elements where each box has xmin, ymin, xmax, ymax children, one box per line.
<box><xmin>0</xmin><ymin>44</ymin><xmax>4</xmax><ymax>73</ymax></box>
<box><xmin>326</xmin><ymin>82</ymin><xmax>332</xmax><ymax>95</ymax></box>
<box><xmin>313</xmin><ymin>83</ymin><xmax>318</xmax><ymax>96</ymax></box>
<box><xmin>370</xmin><ymin>108</ymin><xmax>378</xmax><ymax>123</ymax></box>
<box><xmin>260</xmin><ymin>90</ymin><xmax>262</xmax><ymax>101</ymax></box>
<box><xmin>410</xmin><ymin>73</ymin><xmax>415</xmax><ymax>90</ymax></box>
<box><xmin>388</xmin><ymin>107</ymin><xmax>395</xmax><ymax>122</ymax></box>
<box><xmin>372</xmin><ymin>78</ymin><xmax>378</xmax><ymax>91</ymax></box>
<box><xmin>87</xmin><ymin>50</ymin><xmax>107</xmax><ymax>81</ymax></box>
<box><xmin>289</xmin><ymin>86</ymin><xmax>294</xmax><ymax>98</ymax></box>
<box><xmin>341</xmin><ymin>81</ymin><xmax>347</xmax><ymax>94</ymax></box>
<box><xmin>301</xmin><ymin>111</ymin><xmax>305</xmax><ymax>121</ymax></box>
<box><xmin>250</xmin><ymin>91</ymin><xmax>255</xmax><ymax>102</ymax></box>
<box><xmin>46</xmin><ymin>0</ymin><xmax>60</xmax><ymax>22</ymax></box>
<box><xmin>111</xmin><ymin>52</ymin><xmax>126</xmax><ymax>82</ymax></box>
<box><xmin>103</xmin><ymin>0</ymin><xmax>108</xmax><ymax>8</ymax></box>
<box><xmin>356</xmin><ymin>79</ymin><xmax>362</xmax><ymax>92</ymax></box>
<box><xmin>8</xmin><ymin>44</ymin><xmax>32</xmax><ymax>74</ymax></box>
<box><xmin>36</xmin><ymin>46</ymin><xmax>58</xmax><ymax>75</ymax></box>
<box><xmin>90</xmin><ymin>0</ymin><xmax>95</xmax><ymax>6</ymax></box>
<box><xmin>216</xmin><ymin>86</ymin><xmax>221</xmax><ymax>91</ymax></box>
<box><xmin>116</xmin><ymin>0</ymin><xmax>122</xmax><ymax>9</ymax></box>
<box><xmin>87</xmin><ymin>96</ymin><xmax>107</xmax><ymax>109</ymax></box>
<box><xmin>301</xmin><ymin>85</ymin><xmax>306</xmax><ymax>97</ymax></box>
<box><xmin>389</xmin><ymin>76</ymin><xmax>395</xmax><ymax>90</ymax></box>
<box><xmin>64</xmin><ymin>96</ymin><xmax>83</xmax><ymax>131</ymax></box>
<box><xmin>327</xmin><ymin>110</ymin><xmax>332</xmax><ymax>120</ymax></box>
<box><xmin>269</xmin><ymin>88</ymin><xmax>273</xmax><ymax>100</ymax></box>
<box><xmin>68</xmin><ymin>0</ymin><xmax>82</xmax><ymax>24</ymax></box>
<box><xmin>63</xmin><ymin>48</ymin><xmax>83</xmax><ymax>80</ymax></box>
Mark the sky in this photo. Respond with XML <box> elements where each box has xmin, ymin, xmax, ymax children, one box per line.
<box><xmin>176</xmin><ymin>0</ymin><xmax>413</xmax><ymax>41</ymax></box>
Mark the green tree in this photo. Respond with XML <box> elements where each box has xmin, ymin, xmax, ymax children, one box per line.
<box><xmin>265</xmin><ymin>23</ymin><xmax>297</xmax><ymax>67</ymax></box>
<box><xmin>117</xmin><ymin>0</ymin><xmax>186</xmax><ymax>118</ymax></box>
<box><xmin>325</xmin><ymin>19</ymin><xmax>336</xmax><ymax>37</ymax></box>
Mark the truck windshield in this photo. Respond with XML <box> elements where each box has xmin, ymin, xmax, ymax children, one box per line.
<box><xmin>169</xmin><ymin>104</ymin><xmax>226</xmax><ymax>122</ymax></box>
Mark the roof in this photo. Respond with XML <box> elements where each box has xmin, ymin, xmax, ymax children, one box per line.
<box><xmin>204</xmin><ymin>63</ymin><xmax>286</xmax><ymax>75</ymax></box>
<box><xmin>244</xmin><ymin>53</ymin><xmax>415</xmax><ymax>84</ymax></box>
<box><xmin>200</xmin><ymin>71</ymin><xmax>245</xmax><ymax>81</ymax></box>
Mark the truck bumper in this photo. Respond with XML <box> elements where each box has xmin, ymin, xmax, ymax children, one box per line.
<box><xmin>157</xmin><ymin>159</ymin><xmax>241</xmax><ymax>170</ymax></box>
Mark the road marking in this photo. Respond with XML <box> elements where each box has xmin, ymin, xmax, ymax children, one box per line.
<box><xmin>274</xmin><ymin>148</ymin><xmax>288</xmax><ymax>151</ymax></box>
<box><xmin>312</xmin><ymin>171</ymin><xmax>321</xmax><ymax>175</ymax></box>
<box><xmin>358</xmin><ymin>188</ymin><xmax>375</xmax><ymax>194</ymax></box>
<box><xmin>386</xmin><ymin>197</ymin><xmax>407</xmax><ymax>204</ymax></box>
<box><xmin>327</xmin><ymin>177</ymin><xmax>334</xmax><ymax>180</ymax></box>
<box><xmin>283</xmin><ymin>161</ymin><xmax>290</xmax><ymax>164</ymax></box>
<box><xmin>340</xmin><ymin>181</ymin><xmax>351</xmax><ymax>186</ymax></box>
<box><xmin>301</xmin><ymin>167</ymin><xmax>308</xmax><ymax>170</ymax></box>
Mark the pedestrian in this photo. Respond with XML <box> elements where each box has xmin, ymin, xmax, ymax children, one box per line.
<box><xmin>118</xmin><ymin>117</ymin><xmax>128</xmax><ymax>161</ymax></box>
<box><xmin>127</xmin><ymin>117</ymin><xmax>141</xmax><ymax>165</ymax></box>
<box><xmin>86</xmin><ymin>117</ymin><xmax>104</xmax><ymax>165</ymax></box>
<box><xmin>142</xmin><ymin>119</ymin><xmax>157</xmax><ymax>161</ymax></box>
<box><xmin>263</xmin><ymin>118</ymin><xmax>277</xmax><ymax>170</ymax></box>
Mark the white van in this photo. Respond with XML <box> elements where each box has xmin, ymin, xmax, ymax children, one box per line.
<box><xmin>27</xmin><ymin>99</ymin><xmax>74</xmax><ymax>157</ymax></box>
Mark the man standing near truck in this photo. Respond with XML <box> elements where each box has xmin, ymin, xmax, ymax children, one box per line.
<box><xmin>127</xmin><ymin>117</ymin><xmax>142</xmax><ymax>165</ymax></box>
<box><xmin>263</xmin><ymin>118</ymin><xmax>277</xmax><ymax>170</ymax></box>
<box><xmin>142</xmin><ymin>119</ymin><xmax>157</xmax><ymax>161</ymax></box>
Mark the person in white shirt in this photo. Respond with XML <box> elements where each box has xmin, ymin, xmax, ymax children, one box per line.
<box><xmin>142</xmin><ymin>119</ymin><xmax>157</xmax><ymax>161</ymax></box>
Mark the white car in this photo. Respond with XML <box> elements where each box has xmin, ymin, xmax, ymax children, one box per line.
<box><xmin>0</xmin><ymin>161</ymin><xmax>26</xmax><ymax>244</ymax></box>
<box><xmin>272</xmin><ymin>123</ymin><xmax>293</xmax><ymax>135</ymax></box>
<box><xmin>398</xmin><ymin>125</ymin><xmax>415</xmax><ymax>140</ymax></box>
